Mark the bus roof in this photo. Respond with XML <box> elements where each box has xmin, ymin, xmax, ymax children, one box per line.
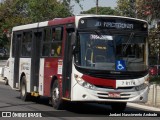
<box><xmin>12</xmin><ymin>21</ymin><xmax>48</xmax><ymax>32</ymax></box>
<box><xmin>76</xmin><ymin>14</ymin><xmax>147</xmax><ymax>23</ymax></box>
<box><xmin>48</xmin><ymin>16</ymin><xmax>75</xmax><ymax>26</ymax></box>
<box><xmin>12</xmin><ymin>15</ymin><xmax>147</xmax><ymax>32</ymax></box>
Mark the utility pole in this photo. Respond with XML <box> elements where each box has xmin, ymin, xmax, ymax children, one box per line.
<box><xmin>96</xmin><ymin>0</ymin><xmax>98</xmax><ymax>14</ymax></box>
<box><xmin>129</xmin><ymin>0</ymin><xmax>136</xmax><ymax>17</ymax></box>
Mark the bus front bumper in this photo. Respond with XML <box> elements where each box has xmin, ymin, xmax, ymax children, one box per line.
<box><xmin>71</xmin><ymin>83</ymin><xmax>149</xmax><ymax>103</ymax></box>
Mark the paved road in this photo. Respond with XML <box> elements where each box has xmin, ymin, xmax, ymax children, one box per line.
<box><xmin>0</xmin><ymin>78</ymin><xmax>159</xmax><ymax>120</ymax></box>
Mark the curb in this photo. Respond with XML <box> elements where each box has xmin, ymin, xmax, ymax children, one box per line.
<box><xmin>127</xmin><ymin>103</ymin><xmax>160</xmax><ymax>112</ymax></box>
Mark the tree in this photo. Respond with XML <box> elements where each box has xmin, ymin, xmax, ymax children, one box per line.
<box><xmin>81</xmin><ymin>7</ymin><xmax>116</xmax><ymax>15</ymax></box>
<box><xmin>27</xmin><ymin>0</ymin><xmax>72</xmax><ymax>22</ymax></box>
<box><xmin>0</xmin><ymin>0</ymin><xmax>83</xmax><ymax>48</ymax></box>
<box><xmin>115</xmin><ymin>0</ymin><xmax>136</xmax><ymax>17</ymax></box>
<box><xmin>136</xmin><ymin>0</ymin><xmax>160</xmax><ymax>21</ymax></box>
<box><xmin>136</xmin><ymin>0</ymin><xmax>160</xmax><ymax>59</ymax></box>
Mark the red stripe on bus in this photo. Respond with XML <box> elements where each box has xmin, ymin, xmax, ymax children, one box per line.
<box><xmin>48</xmin><ymin>17</ymin><xmax>75</xmax><ymax>26</ymax></box>
<box><xmin>82</xmin><ymin>75</ymin><xmax>116</xmax><ymax>89</ymax></box>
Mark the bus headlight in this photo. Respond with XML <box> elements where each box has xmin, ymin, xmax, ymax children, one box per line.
<box><xmin>135</xmin><ymin>76</ymin><xmax>149</xmax><ymax>91</ymax></box>
<box><xmin>135</xmin><ymin>83</ymin><xmax>148</xmax><ymax>91</ymax></box>
<box><xmin>74</xmin><ymin>74</ymin><xmax>96</xmax><ymax>90</ymax></box>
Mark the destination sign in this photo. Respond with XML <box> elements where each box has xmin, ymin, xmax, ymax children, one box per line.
<box><xmin>103</xmin><ymin>22</ymin><xmax>134</xmax><ymax>29</ymax></box>
<box><xmin>78</xmin><ymin>17</ymin><xmax>147</xmax><ymax>31</ymax></box>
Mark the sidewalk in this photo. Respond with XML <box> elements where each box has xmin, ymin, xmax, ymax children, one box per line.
<box><xmin>0</xmin><ymin>76</ymin><xmax>4</xmax><ymax>82</ymax></box>
<box><xmin>127</xmin><ymin>103</ymin><xmax>160</xmax><ymax>112</ymax></box>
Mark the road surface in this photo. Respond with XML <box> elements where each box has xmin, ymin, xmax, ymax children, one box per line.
<box><xmin>0</xmin><ymin>78</ymin><xmax>159</xmax><ymax>120</ymax></box>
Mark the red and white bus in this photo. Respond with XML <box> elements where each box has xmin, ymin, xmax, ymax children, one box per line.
<box><xmin>7</xmin><ymin>15</ymin><xmax>149</xmax><ymax>111</ymax></box>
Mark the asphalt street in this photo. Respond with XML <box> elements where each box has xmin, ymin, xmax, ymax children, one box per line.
<box><xmin>0</xmin><ymin>77</ymin><xmax>159</xmax><ymax>120</ymax></box>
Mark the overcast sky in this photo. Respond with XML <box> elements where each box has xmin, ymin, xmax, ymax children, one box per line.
<box><xmin>71</xmin><ymin>0</ymin><xmax>117</xmax><ymax>15</ymax></box>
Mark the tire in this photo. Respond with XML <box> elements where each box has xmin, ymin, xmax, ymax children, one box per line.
<box><xmin>111</xmin><ymin>102</ymin><xmax>127</xmax><ymax>112</ymax></box>
<box><xmin>20</xmin><ymin>76</ymin><xmax>31</xmax><ymax>101</ymax></box>
<box><xmin>51</xmin><ymin>80</ymin><xmax>63</xmax><ymax>110</ymax></box>
<box><xmin>4</xmin><ymin>78</ymin><xmax>8</xmax><ymax>85</ymax></box>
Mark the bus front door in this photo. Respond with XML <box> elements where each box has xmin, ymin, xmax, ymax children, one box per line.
<box><xmin>13</xmin><ymin>33</ymin><xmax>22</xmax><ymax>89</ymax></box>
<box><xmin>62</xmin><ymin>31</ymin><xmax>74</xmax><ymax>99</ymax></box>
<box><xmin>30</xmin><ymin>31</ymin><xmax>42</xmax><ymax>94</ymax></box>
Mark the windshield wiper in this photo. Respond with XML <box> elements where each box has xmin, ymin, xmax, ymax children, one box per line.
<box><xmin>94</xmin><ymin>30</ymin><xmax>102</xmax><ymax>38</ymax></box>
<box><xmin>122</xmin><ymin>32</ymin><xmax>134</xmax><ymax>54</ymax></box>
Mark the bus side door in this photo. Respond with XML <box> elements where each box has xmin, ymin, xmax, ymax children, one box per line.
<box><xmin>62</xmin><ymin>28</ymin><xmax>75</xmax><ymax>99</ymax></box>
<box><xmin>12</xmin><ymin>32</ymin><xmax>22</xmax><ymax>89</ymax></box>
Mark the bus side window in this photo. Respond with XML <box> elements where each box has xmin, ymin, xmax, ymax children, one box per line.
<box><xmin>41</xmin><ymin>27</ymin><xmax>63</xmax><ymax>57</ymax></box>
<box><xmin>21</xmin><ymin>32</ymin><xmax>32</xmax><ymax>57</ymax></box>
<box><xmin>50</xmin><ymin>43</ymin><xmax>62</xmax><ymax>57</ymax></box>
<box><xmin>42</xmin><ymin>28</ymin><xmax>51</xmax><ymax>57</ymax></box>
<box><xmin>44</xmin><ymin>28</ymin><xmax>51</xmax><ymax>42</ymax></box>
<box><xmin>12</xmin><ymin>33</ymin><xmax>16</xmax><ymax>57</ymax></box>
<box><xmin>52</xmin><ymin>27</ymin><xmax>63</xmax><ymax>41</ymax></box>
<box><xmin>42</xmin><ymin>44</ymin><xmax>50</xmax><ymax>56</ymax></box>
<box><xmin>50</xmin><ymin>27</ymin><xmax>63</xmax><ymax>57</ymax></box>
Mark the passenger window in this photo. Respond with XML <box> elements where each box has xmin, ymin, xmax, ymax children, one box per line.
<box><xmin>42</xmin><ymin>27</ymin><xmax>63</xmax><ymax>57</ymax></box>
<box><xmin>52</xmin><ymin>27</ymin><xmax>63</xmax><ymax>41</ymax></box>
<box><xmin>42</xmin><ymin>43</ymin><xmax>50</xmax><ymax>56</ymax></box>
<box><xmin>50</xmin><ymin>43</ymin><xmax>62</xmax><ymax>57</ymax></box>
<box><xmin>21</xmin><ymin>32</ymin><xmax>32</xmax><ymax>57</ymax></box>
<box><xmin>12</xmin><ymin>34</ymin><xmax>16</xmax><ymax>57</ymax></box>
<box><xmin>44</xmin><ymin>28</ymin><xmax>51</xmax><ymax>41</ymax></box>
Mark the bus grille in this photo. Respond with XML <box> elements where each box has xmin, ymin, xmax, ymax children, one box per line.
<box><xmin>95</xmin><ymin>85</ymin><xmax>134</xmax><ymax>90</ymax></box>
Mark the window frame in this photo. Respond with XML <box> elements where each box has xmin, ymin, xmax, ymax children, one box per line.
<box><xmin>21</xmin><ymin>30</ymin><xmax>32</xmax><ymax>57</ymax></box>
<box><xmin>41</xmin><ymin>26</ymin><xmax>63</xmax><ymax>58</ymax></box>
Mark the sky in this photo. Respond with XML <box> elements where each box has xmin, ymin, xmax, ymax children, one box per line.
<box><xmin>71</xmin><ymin>0</ymin><xmax>117</xmax><ymax>15</ymax></box>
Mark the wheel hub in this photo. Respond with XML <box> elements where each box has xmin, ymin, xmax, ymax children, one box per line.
<box><xmin>52</xmin><ymin>87</ymin><xmax>59</xmax><ymax>104</ymax></box>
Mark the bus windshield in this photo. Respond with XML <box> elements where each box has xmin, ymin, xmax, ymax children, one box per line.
<box><xmin>75</xmin><ymin>32</ymin><xmax>147</xmax><ymax>72</ymax></box>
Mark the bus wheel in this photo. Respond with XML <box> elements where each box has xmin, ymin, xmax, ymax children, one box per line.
<box><xmin>20</xmin><ymin>76</ymin><xmax>31</xmax><ymax>101</ymax></box>
<box><xmin>4</xmin><ymin>78</ymin><xmax>8</xmax><ymax>85</ymax></box>
<box><xmin>111</xmin><ymin>102</ymin><xmax>127</xmax><ymax>112</ymax></box>
<box><xmin>51</xmin><ymin>80</ymin><xmax>63</xmax><ymax>110</ymax></box>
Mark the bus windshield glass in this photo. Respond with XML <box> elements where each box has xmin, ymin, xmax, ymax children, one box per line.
<box><xmin>75</xmin><ymin>32</ymin><xmax>147</xmax><ymax>72</ymax></box>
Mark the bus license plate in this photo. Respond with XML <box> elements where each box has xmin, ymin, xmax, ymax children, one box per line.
<box><xmin>108</xmin><ymin>92</ymin><xmax>120</xmax><ymax>98</ymax></box>
<box><xmin>122</xmin><ymin>81</ymin><xmax>136</xmax><ymax>86</ymax></box>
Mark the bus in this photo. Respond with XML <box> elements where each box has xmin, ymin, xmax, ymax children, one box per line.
<box><xmin>7</xmin><ymin>15</ymin><xmax>149</xmax><ymax>111</ymax></box>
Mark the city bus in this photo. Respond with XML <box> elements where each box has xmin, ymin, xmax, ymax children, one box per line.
<box><xmin>7</xmin><ymin>15</ymin><xmax>149</xmax><ymax>111</ymax></box>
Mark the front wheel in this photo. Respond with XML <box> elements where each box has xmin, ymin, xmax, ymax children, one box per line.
<box><xmin>51</xmin><ymin>80</ymin><xmax>63</xmax><ymax>110</ymax></box>
<box><xmin>20</xmin><ymin>76</ymin><xmax>31</xmax><ymax>101</ymax></box>
<box><xmin>111</xmin><ymin>102</ymin><xmax>127</xmax><ymax>112</ymax></box>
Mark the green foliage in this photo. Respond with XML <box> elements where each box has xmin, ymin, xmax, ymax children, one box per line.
<box><xmin>150</xmin><ymin>76</ymin><xmax>160</xmax><ymax>84</ymax></box>
<box><xmin>115</xmin><ymin>0</ymin><xmax>130</xmax><ymax>16</ymax></box>
<box><xmin>27</xmin><ymin>0</ymin><xmax>72</xmax><ymax>22</ymax></box>
<box><xmin>136</xmin><ymin>0</ymin><xmax>160</xmax><ymax>58</ymax></box>
<box><xmin>115</xmin><ymin>0</ymin><xmax>136</xmax><ymax>17</ymax></box>
<box><xmin>0</xmin><ymin>0</ymin><xmax>84</xmax><ymax>48</ymax></box>
<box><xmin>81</xmin><ymin>7</ymin><xmax>116</xmax><ymax>15</ymax></box>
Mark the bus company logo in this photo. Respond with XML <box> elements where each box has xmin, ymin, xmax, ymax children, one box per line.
<box><xmin>2</xmin><ymin>112</ymin><xmax>11</xmax><ymax>117</ymax></box>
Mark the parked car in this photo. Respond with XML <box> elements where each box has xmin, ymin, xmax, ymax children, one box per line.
<box><xmin>149</xmin><ymin>65</ymin><xmax>160</xmax><ymax>76</ymax></box>
<box><xmin>2</xmin><ymin>60</ymin><xmax>10</xmax><ymax>85</ymax></box>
